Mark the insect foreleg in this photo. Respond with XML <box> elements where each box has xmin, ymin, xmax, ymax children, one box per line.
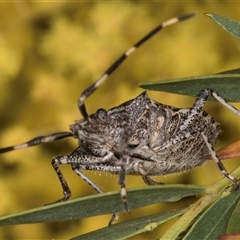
<box><xmin>46</xmin><ymin>155</ymin><xmax>72</xmax><ymax>204</ymax></box>
<box><xmin>50</xmin><ymin>152</ymin><xmax>120</xmax><ymax>225</ymax></box>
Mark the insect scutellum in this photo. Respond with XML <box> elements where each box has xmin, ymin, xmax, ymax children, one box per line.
<box><xmin>0</xmin><ymin>12</ymin><xmax>239</xmax><ymax>225</ymax></box>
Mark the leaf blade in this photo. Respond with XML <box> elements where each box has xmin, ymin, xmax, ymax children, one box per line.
<box><xmin>0</xmin><ymin>184</ymin><xmax>206</xmax><ymax>226</ymax></box>
<box><xmin>72</xmin><ymin>209</ymin><xmax>186</xmax><ymax>240</ymax></box>
<box><xmin>138</xmin><ymin>68</ymin><xmax>240</xmax><ymax>102</ymax></box>
<box><xmin>183</xmin><ymin>189</ymin><xmax>240</xmax><ymax>239</ymax></box>
<box><xmin>206</xmin><ymin>13</ymin><xmax>240</xmax><ymax>39</ymax></box>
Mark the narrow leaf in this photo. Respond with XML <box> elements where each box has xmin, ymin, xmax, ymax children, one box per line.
<box><xmin>227</xmin><ymin>197</ymin><xmax>240</xmax><ymax>233</ymax></box>
<box><xmin>183</xmin><ymin>189</ymin><xmax>240</xmax><ymax>239</ymax></box>
<box><xmin>72</xmin><ymin>209</ymin><xmax>186</xmax><ymax>240</ymax></box>
<box><xmin>162</xmin><ymin>193</ymin><xmax>218</xmax><ymax>240</ymax></box>
<box><xmin>138</xmin><ymin>68</ymin><xmax>240</xmax><ymax>102</ymax></box>
<box><xmin>206</xmin><ymin>14</ymin><xmax>240</xmax><ymax>39</ymax></box>
<box><xmin>0</xmin><ymin>184</ymin><xmax>205</xmax><ymax>226</ymax></box>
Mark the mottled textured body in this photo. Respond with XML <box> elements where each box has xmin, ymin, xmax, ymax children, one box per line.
<box><xmin>70</xmin><ymin>91</ymin><xmax>220</xmax><ymax>177</ymax></box>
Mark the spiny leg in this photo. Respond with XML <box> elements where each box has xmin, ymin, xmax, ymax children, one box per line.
<box><xmin>47</xmin><ymin>155</ymin><xmax>72</xmax><ymax>204</ymax></box>
<box><xmin>72</xmin><ymin>165</ymin><xmax>120</xmax><ymax>225</ymax></box>
<box><xmin>153</xmin><ymin>90</ymin><xmax>213</xmax><ymax>152</ymax></box>
<box><xmin>118</xmin><ymin>126</ymin><xmax>135</xmax><ymax>213</ymax></box>
<box><xmin>154</xmin><ymin>89</ymin><xmax>239</xmax><ymax>187</ymax></box>
<box><xmin>168</xmin><ymin>88</ymin><xmax>240</xmax><ymax>153</ymax></box>
<box><xmin>78</xmin><ymin>13</ymin><xmax>195</xmax><ymax>118</ymax></box>
<box><xmin>179</xmin><ymin>89</ymin><xmax>214</xmax><ymax>131</ymax></box>
<box><xmin>181</xmin><ymin>89</ymin><xmax>240</xmax><ymax>132</ymax></box>
<box><xmin>72</xmin><ymin>166</ymin><xmax>105</xmax><ymax>194</ymax></box>
<box><xmin>50</xmin><ymin>151</ymin><xmax>121</xmax><ymax>225</ymax></box>
<box><xmin>201</xmin><ymin>132</ymin><xmax>238</xmax><ymax>189</ymax></box>
<box><xmin>48</xmin><ymin>149</ymin><xmax>107</xmax><ymax>203</ymax></box>
<box><xmin>142</xmin><ymin>175</ymin><xmax>165</xmax><ymax>185</ymax></box>
<box><xmin>211</xmin><ymin>90</ymin><xmax>240</xmax><ymax>117</ymax></box>
<box><xmin>119</xmin><ymin>166</ymin><xmax>128</xmax><ymax>213</ymax></box>
<box><xmin>0</xmin><ymin>132</ymin><xmax>73</xmax><ymax>154</ymax></box>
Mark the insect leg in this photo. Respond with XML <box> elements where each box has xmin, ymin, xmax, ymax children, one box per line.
<box><xmin>48</xmin><ymin>147</ymin><xmax>108</xmax><ymax>203</ymax></box>
<box><xmin>157</xmin><ymin>88</ymin><xmax>240</xmax><ymax>151</ymax></box>
<box><xmin>142</xmin><ymin>175</ymin><xmax>164</xmax><ymax>185</ymax></box>
<box><xmin>48</xmin><ymin>153</ymin><xmax>107</xmax><ymax>203</ymax></box>
<box><xmin>72</xmin><ymin>166</ymin><xmax>105</xmax><ymax>194</ymax></box>
<box><xmin>179</xmin><ymin>89</ymin><xmax>214</xmax><ymax>131</ymax></box>
<box><xmin>201</xmin><ymin>132</ymin><xmax>238</xmax><ymax>189</ymax></box>
<box><xmin>50</xmin><ymin>151</ymin><xmax>121</xmax><ymax>224</ymax></box>
<box><xmin>73</xmin><ymin>164</ymin><xmax>120</xmax><ymax>225</ymax></box>
<box><xmin>211</xmin><ymin>90</ymin><xmax>240</xmax><ymax>117</ymax></box>
<box><xmin>180</xmin><ymin>89</ymin><xmax>240</xmax><ymax>132</ymax></box>
<box><xmin>152</xmin><ymin>89</ymin><xmax>213</xmax><ymax>152</ymax></box>
<box><xmin>78</xmin><ymin>13</ymin><xmax>195</xmax><ymax>118</ymax></box>
<box><xmin>108</xmin><ymin>213</ymin><xmax>119</xmax><ymax>226</ymax></box>
<box><xmin>74</xmin><ymin>163</ymin><xmax>123</xmax><ymax>225</ymax></box>
<box><xmin>0</xmin><ymin>132</ymin><xmax>73</xmax><ymax>154</ymax></box>
<box><xmin>118</xmin><ymin>126</ymin><xmax>134</xmax><ymax>213</ymax></box>
<box><xmin>46</xmin><ymin>155</ymin><xmax>72</xmax><ymax>204</ymax></box>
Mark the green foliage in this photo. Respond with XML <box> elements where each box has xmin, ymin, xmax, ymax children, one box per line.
<box><xmin>139</xmin><ymin>68</ymin><xmax>240</xmax><ymax>102</ymax></box>
<box><xmin>1</xmin><ymin>3</ymin><xmax>240</xmax><ymax>240</ymax></box>
<box><xmin>1</xmin><ymin>169</ymin><xmax>240</xmax><ymax>239</ymax></box>
<box><xmin>206</xmin><ymin>13</ymin><xmax>240</xmax><ymax>39</ymax></box>
<box><xmin>0</xmin><ymin>185</ymin><xmax>204</xmax><ymax>225</ymax></box>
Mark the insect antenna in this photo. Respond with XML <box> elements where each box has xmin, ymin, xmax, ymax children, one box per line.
<box><xmin>78</xmin><ymin>13</ymin><xmax>196</xmax><ymax>118</ymax></box>
<box><xmin>0</xmin><ymin>13</ymin><xmax>195</xmax><ymax>155</ymax></box>
<box><xmin>0</xmin><ymin>132</ymin><xmax>73</xmax><ymax>154</ymax></box>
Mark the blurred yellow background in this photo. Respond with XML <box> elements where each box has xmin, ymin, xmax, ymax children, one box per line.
<box><xmin>0</xmin><ymin>1</ymin><xmax>240</xmax><ymax>239</ymax></box>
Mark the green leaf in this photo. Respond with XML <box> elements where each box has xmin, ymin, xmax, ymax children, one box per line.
<box><xmin>183</xmin><ymin>189</ymin><xmax>240</xmax><ymax>239</ymax></box>
<box><xmin>227</xmin><ymin>196</ymin><xmax>240</xmax><ymax>233</ymax></box>
<box><xmin>206</xmin><ymin>13</ymin><xmax>240</xmax><ymax>39</ymax></box>
<box><xmin>72</xmin><ymin>209</ymin><xmax>186</xmax><ymax>240</ymax></box>
<box><xmin>162</xmin><ymin>193</ymin><xmax>218</xmax><ymax>240</ymax></box>
<box><xmin>0</xmin><ymin>184</ymin><xmax>206</xmax><ymax>227</ymax></box>
<box><xmin>138</xmin><ymin>68</ymin><xmax>240</xmax><ymax>102</ymax></box>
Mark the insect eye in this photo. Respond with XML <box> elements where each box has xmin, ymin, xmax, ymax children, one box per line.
<box><xmin>96</xmin><ymin>108</ymin><xmax>108</xmax><ymax>120</ymax></box>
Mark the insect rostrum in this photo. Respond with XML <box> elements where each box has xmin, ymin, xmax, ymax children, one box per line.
<box><xmin>0</xmin><ymin>12</ymin><xmax>238</xmax><ymax>224</ymax></box>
